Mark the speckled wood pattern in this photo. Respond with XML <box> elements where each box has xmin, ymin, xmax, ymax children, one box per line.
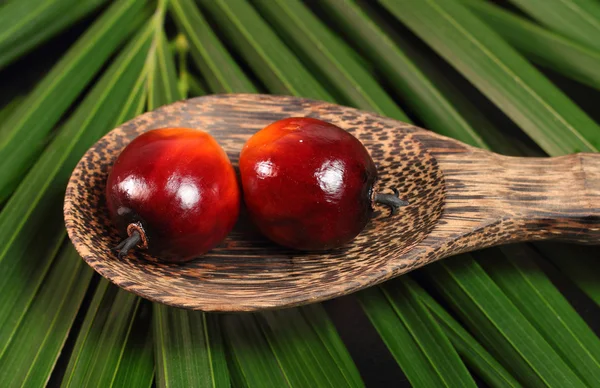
<box><xmin>64</xmin><ymin>94</ymin><xmax>600</xmax><ymax>311</ymax></box>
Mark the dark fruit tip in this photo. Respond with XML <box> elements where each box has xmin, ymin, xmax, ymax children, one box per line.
<box><xmin>113</xmin><ymin>230</ymin><xmax>142</xmax><ymax>259</ymax></box>
<box><xmin>374</xmin><ymin>188</ymin><xmax>409</xmax><ymax>217</ymax></box>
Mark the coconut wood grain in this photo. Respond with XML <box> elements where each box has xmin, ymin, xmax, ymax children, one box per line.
<box><xmin>64</xmin><ymin>94</ymin><xmax>600</xmax><ymax>311</ymax></box>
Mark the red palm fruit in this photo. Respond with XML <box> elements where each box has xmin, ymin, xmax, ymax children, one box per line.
<box><xmin>239</xmin><ymin>117</ymin><xmax>406</xmax><ymax>250</ymax></box>
<box><xmin>106</xmin><ymin>127</ymin><xmax>240</xmax><ymax>262</ymax></box>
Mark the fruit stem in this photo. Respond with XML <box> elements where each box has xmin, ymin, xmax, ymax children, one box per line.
<box><xmin>374</xmin><ymin>188</ymin><xmax>408</xmax><ymax>217</ymax></box>
<box><xmin>114</xmin><ymin>231</ymin><xmax>142</xmax><ymax>259</ymax></box>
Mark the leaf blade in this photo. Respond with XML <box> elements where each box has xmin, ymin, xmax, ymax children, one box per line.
<box><xmin>61</xmin><ymin>281</ymin><xmax>153</xmax><ymax>388</ymax></box>
<box><xmin>0</xmin><ymin>0</ymin><xmax>149</xmax><ymax>202</ymax></box>
<box><xmin>169</xmin><ymin>0</ymin><xmax>257</xmax><ymax>93</ymax></box>
<box><xmin>360</xmin><ymin>283</ymin><xmax>477</xmax><ymax>388</ymax></box>
<box><xmin>318</xmin><ymin>0</ymin><xmax>489</xmax><ymax>149</ymax></box>
<box><xmin>426</xmin><ymin>256</ymin><xmax>586</xmax><ymax>386</ymax></box>
<box><xmin>0</xmin><ymin>18</ymin><xmax>154</xmax><ymax>366</ymax></box>
<box><xmin>412</xmin><ymin>277</ymin><xmax>521</xmax><ymax>388</ymax></box>
<box><xmin>464</xmin><ymin>0</ymin><xmax>600</xmax><ymax>91</ymax></box>
<box><xmin>478</xmin><ymin>245</ymin><xmax>600</xmax><ymax>386</ymax></box>
<box><xmin>510</xmin><ymin>0</ymin><xmax>600</xmax><ymax>52</ymax></box>
<box><xmin>381</xmin><ymin>0</ymin><xmax>600</xmax><ymax>154</ymax></box>
<box><xmin>0</xmin><ymin>0</ymin><xmax>109</xmax><ymax>70</ymax></box>
<box><xmin>253</xmin><ymin>0</ymin><xmax>408</xmax><ymax>121</ymax></box>
<box><xmin>199</xmin><ymin>0</ymin><xmax>333</xmax><ymax>100</ymax></box>
<box><xmin>0</xmin><ymin>244</ymin><xmax>92</xmax><ymax>387</ymax></box>
<box><xmin>154</xmin><ymin>306</ymin><xmax>229</xmax><ymax>388</ymax></box>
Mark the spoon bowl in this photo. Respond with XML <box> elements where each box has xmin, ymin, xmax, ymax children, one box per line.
<box><xmin>64</xmin><ymin>94</ymin><xmax>600</xmax><ymax>311</ymax></box>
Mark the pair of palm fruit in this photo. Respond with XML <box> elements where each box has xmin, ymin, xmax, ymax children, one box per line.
<box><xmin>107</xmin><ymin>117</ymin><xmax>407</xmax><ymax>262</ymax></box>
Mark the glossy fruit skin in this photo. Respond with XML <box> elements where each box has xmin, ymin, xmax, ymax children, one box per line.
<box><xmin>240</xmin><ymin>117</ymin><xmax>377</xmax><ymax>250</ymax></box>
<box><xmin>106</xmin><ymin>128</ymin><xmax>240</xmax><ymax>262</ymax></box>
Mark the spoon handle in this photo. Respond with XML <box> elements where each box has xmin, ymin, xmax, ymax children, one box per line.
<box><xmin>443</xmin><ymin>151</ymin><xmax>600</xmax><ymax>245</ymax></box>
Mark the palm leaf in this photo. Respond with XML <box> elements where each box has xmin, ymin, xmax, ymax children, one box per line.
<box><xmin>464</xmin><ymin>0</ymin><xmax>600</xmax><ymax>91</ymax></box>
<box><xmin>318</xmin><ymin>0</ymin><xmax>488</xmax><ymax>149</ymax></box>
<box><xmin>0</xmin><ymin>0</ymin><xmax>149</xmax><ymax>203</ymax></box>
<box><xmin>0</xmin><ymin>15</ymin><xmax>154</xmax><ymax>379</ymax></box>
<box><xmin>381</xmin><ymin>0</ymin><xmax>600</xmax><ymax>155</ymax></box>
<box><xmin>169</xmin><ymin>0</ymin><xmax>257</xmax><ymax>93</ymax></box>
<box><xmin>0</xmin><ymin>96</ymin><xmax>23</xmax><ymax>137</ymax></box>
<box><xmin>535</xmin><ymin>243</ymin><xmax>600</xmax><ymax>305</ymax></box>
<box><xmin>509</xmin><ymin>0</ymin><xmax>600</xmax><ymax>52</ymax></box>
<box><xmin>224</xmin><ymin>310</ymin><xmax>363</xmax><ymax>387</ymax></box>
<box><xmin>299</xmin><ymin>305</ymin><xmax>364</xmax><ymax>387</ymax></box>
<box><xmin>61</xmin><ymin>280</ymin><xmax>154</xmax><ymax>388</ymax></box>
<box><xmin>222</xmin><ymin>314</ymin><xmax>292</xmax><ymax>387</ymax></box>
<box><xmin>154</xmin><ymin>306</ymin><xmax>229</xmax><ymax>388</ymax></box>
<box><xmin>0</xmin><ymin>244</ymin><xmax>92</xmax><ymax>387</ymax></box>
<box><xmin>412</xmin><ymin>278</ymin><xmax>521</xmax><ymax>387</ymax></box>
<box><xmin>198</xmin><ymin>0</ymin><xmax>332</xmax><ymax>100</ymax></box>
<box><xmin>1</xmin><ymin>0</ymin><xmax>600</xmax><ymax>386</ymax></box>
<box><xmin>0</xmin><ymin>0</ymin><xmax>108</xmax><ymax>70</ymax></box>
<box><xmin>428</xmin><ymin>256</ymin><xmax>585</xmax><ymax>386</ymax></box>
<box><xmin>359</xmin><ymin>286</ymin><xmax>477</xmax><ymax>387</ymax></box>
<box><xmin>477</xmin><ymin>245</ymin><xmax>600</xmax><ymax>385</ymax></box>
<box><xmin>252</xmin><ymin>0</ymin><xmax>409</xmax><ymax>120</ymax></box>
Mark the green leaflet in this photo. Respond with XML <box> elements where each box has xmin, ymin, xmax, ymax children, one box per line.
<box><xmin>0</xmin><ymin>244</ymin><xmax>92</xmax><ymax>387</ymax></box>
<box><xmin>61</xmin><ymin>281</ymin><xmax>154</xmax><ymax>388</ymax></box>
<box><xmin>154</xmin><ymin>306</ymin><xmax>229</xmax><ymax>388</ymax></box>
<box><xmin>222</xmin><ymin>314</ymin><xmax>291</xmax><ymax>387</ymax></box>
<box><xmin>0</xmin><ymin>0</ymin><xmax>108</xmax><ymax>70</ymax></box>
<box><xmin>252</xmin><ymin>0</ymin><xmax>408</xmax><ymax>121</ymax></box>
<box><xmin>199</xmin><ymin>0</ymin><xmax>332</xmax><ymax>100</ymax></box>
<box><xmin>317</xmin><ymin>0</ymin><xmax>488</xmax><ymax>149</ymax></box>
<box><xmin>535</xmin><ymin>243</ymin><xmax>600</xmax><ymax>306</ymax></box>
<box><xmin>411</xmin><ymin>277</ymin><xmax>521</xmax><ymax>388</ymax></box>
<box><xmin>464</xmin><ymin>0</ymin><xmax>600</xmax><ymax>91</ymax></box>
<box><xmin>0</xmin><ymin>0</ymin><xmax>79</xmax><ymax>53</ymax></box>
<box><xmin>359</xmin><ymin>285</ymin><xmax>477</xmax><ymax>388</ymax></box>
<box><xmin>300</xmin><ymin>304</ymin><xmax>364</xmax><ymax>388</ymax></box>
<box><xmin>381</xmin><ymin>0</ymin><xmax>600</xmax><ymax>155</ymax></box>
<box><xmin>427</xmin><ymin>256</ymin><xmax>585</xmax><ymax>386</ymax></box>
<box><xmin>223</xmin><ymin>310</ymin><xmax>363</xmax><ymax>388</ymax></box>
<box><xmin>146</xmin><ymin>1</ymin><xmax>180</xmax><ymax>110</ymax></box>
<box><xmin>509</xmin><ymin>0</ymin><xmax>600</xmax><ymax>52</ymax></box>
<box><xmin>475</xmin><ymin>245</ymin><xmax>600</xmax><ymax>386</ymax></box>
<box><xmin>0</xmin><ymin>0</ymin><xmax>149</xmax><ymax>202</ymax></box>
<box><xmin>0</xmin><ymin>96</ymin><xmax>23</xmax><ymax>128</ymax></box>
<box><xmin>169</xmin><ymin>0</ymin><xmax>257</xmax><ymax>93</ymax></box>
<box><xmin>0</xmin><ymin>18</ymin><xmax>154</xmax><ymax>365</ymax></box>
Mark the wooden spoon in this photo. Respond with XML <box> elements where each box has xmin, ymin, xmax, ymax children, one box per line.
<box><xmin>64</xmin><ymin>94</ymin><xmax>600</xmax><ymax>312</ymax></box>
